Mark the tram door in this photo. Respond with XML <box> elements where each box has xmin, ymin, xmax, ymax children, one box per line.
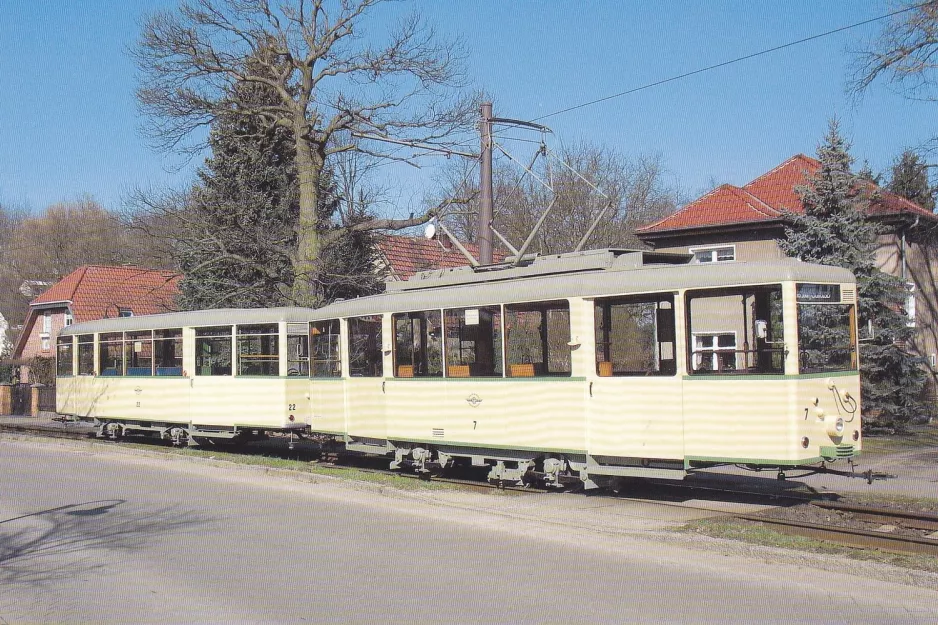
<box><xmin>305</xmin><ymin>320</ymin><xmax>346</xmax><ymax>435</ymax></box>
<box><xmin>587</xmin><ymin>295</ymin><xmax>685</xmax><ymax>460</ymax></box>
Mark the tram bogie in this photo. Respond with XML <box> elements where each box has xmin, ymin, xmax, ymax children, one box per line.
<box><xmin>55</xmin><ymin>249</ymin><xmax>863</xmax><ymax>487</ymax></box>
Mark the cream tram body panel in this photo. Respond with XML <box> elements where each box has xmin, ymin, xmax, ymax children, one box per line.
<box><xmin>56</xmin><ymin>376</ymin><xmax>191</xmax><ymax>423</ymax></box>
<box><xmin>309</xmin><ymin>380</ymin><xmax>345</xmax><ymax>435</ymax></box>
<box><xmin>188</xmin><ymin>377</ymin><xmax>289</xmax><ymax>428</ymax></box>
<box><xmin>383</xmin><ymin>379</ymin><xmax>586</xmax><ymax>452</ymax></box>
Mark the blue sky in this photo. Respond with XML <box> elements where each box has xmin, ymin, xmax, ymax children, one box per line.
<box><xmin>0</xmin><ymin>1</ymin><xmax>933</xmax><ymax>214</ymax></box>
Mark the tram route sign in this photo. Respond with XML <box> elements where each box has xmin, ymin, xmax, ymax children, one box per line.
<box><xmin>796</xmin><ymin>283</ymin><xmax>841</xmax><ymax>303</ymax></box>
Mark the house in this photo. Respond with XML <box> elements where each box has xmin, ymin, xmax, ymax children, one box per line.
<box><xmin>636</xmin><ymin>153</ymin><xmax>938</xmax><ymax>395</ymax></box>
<box><xmin>12</xmin><ymin>265</ymin><xmax>181</xmax><ymax>383</ymax></box>
<box><xmin>376</xmin><ymin>234</ymin><xmax>503</xmax><ymax>282</ymax></box>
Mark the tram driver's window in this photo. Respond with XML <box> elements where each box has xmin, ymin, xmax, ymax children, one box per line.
<box><xmin>56</xmin><ymin>336</ymin><xmax>73</xmax><ymax>376</ymax></box>
<box><xmin>444</xmin><ymin>306</ymin><xmax>503</xmax><ymax>377</ymax></box>
<box><xmin>595</xmin><ymin>295</ymin><xmax>676</xmax><ymax>376</ymax></box>
<box><xmin>686</xmin><ymin>286</ymin><xmax>784</xmax><ymax>375</ymax></box>
<box><xmin>195</xmin><ymin>326</ymin><xmax>233</xmax><ymax>376</ymax></box>
<box><xmin>311</xmin><ymin>320</ymin><xmax>341</xmax><ymax>378</ymax></box>
<box><xmin>348</xmin><ymin>315</ymin><xmax>383</xmax><ymax>377</ymax></box>
<box><xmin>393</xmin><ymin>311</ymin><xmax>442</xmax><ymax>378</ymax></box>
<box><xmin>504</xmin><ymin>300</ymin><xmax>571</xmax><ymax>377</ymax></box>
<box><xmin>797</xmin><ymin>283</ymin><xmax>857</xmax><ymax>373</ymax></box>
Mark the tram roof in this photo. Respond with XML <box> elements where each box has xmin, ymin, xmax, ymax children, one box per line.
<box><xmin>314</xmin><ymin>255</ymin><xmax>854</xmax><ymax>318</ymax></box>
<box><xmin>59</xmin><ymin>306</ymin><xmax>318</xmax><ymax>336</ymax></box>
<box><xmin>60</xmin><ymin>251</ymin><xmax>856</xmax><ymax>334</ymax></box>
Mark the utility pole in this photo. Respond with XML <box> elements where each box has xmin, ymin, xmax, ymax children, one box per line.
<box><xmin>478</xmin><ymin>102</ymin><xmax>494</xmax><ymax>264</ymax></box>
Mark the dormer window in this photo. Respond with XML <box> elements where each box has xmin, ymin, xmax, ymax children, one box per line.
<box><xmin>118</xmin><ymin>308</ymin><xmax>133</xmax><ymax>318</ymax></box>
<box><xmin>690</xmin><ymin>245</ymin><xmax>735</xmax><ymax>263</ymax></box>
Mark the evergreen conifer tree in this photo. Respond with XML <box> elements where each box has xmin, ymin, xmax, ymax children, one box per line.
<box><xmin>176</xmin><ymin>52</ymin><xmax>382</xmax><ymax>309</ymax></box>
<box><xmin>888</xmin><ymin>150</ymin><xmax>936</xmax><ymax>212</ymax></box>
<box><xmin>778</xmin><ymin>120</ymin><xmax>925</xmax><ymax>430</ymax></box>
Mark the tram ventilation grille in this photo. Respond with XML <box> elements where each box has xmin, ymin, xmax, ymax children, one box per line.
<box><xmin>287</xmin><ymin>323</ymin><xmax>308</xmax><ymax>335</ymax></box>
<box><xmin>432</xmin><ymin>428</ymin><xmax>445</xmax><ymax>438</ymax></box>
<box><xmin>841</xmin><ymin>288</ymin><xmax>857</xmax><ymax>304</ymax></box>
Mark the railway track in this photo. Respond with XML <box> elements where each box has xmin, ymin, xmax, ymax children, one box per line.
<box><xmin>738</xmin><ymin>502</ymin><xmax>938</xmax><ymax>557</ymax></box>
<box><xmin>7</xmin><ymin>423</ymin><xmax>938</xmax><ymax>558</ymax></box>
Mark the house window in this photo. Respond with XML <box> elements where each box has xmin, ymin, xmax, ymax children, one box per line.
<box><xmin>42</xmin><ymin>311</ymin><xmax>52</xmax><ymax>333</ymax></box>
<box><xmin>690</xmin><ymin>245</ymin><xmax>735</xmax><ymax>263</ymax></box>
<box><xmin>64</xmin><ymin>311</ymin><xmax>73</xmax><ymax>326</ymax></box>
<box><xmin>41</xmin><ymin>336</ymin><xmax>50</xmax><ymax>351</ymax></box>
<box><xmin>906</xmin><ymin>282</ymin><xmax>916</xmax><ymax>328</ymax></box>
<box><xmin>692</xmin><ymin>333</ymin><xmax>737</xmax><ymax>372</ymax></box>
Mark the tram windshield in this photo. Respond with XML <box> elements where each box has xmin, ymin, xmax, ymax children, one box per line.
<box><xmin>796</xmin><ymin>284</ymin><xmax>857</xmax><ymax>373</ymax></box>
<box><xmin>687</xmin><ymin>286</ymin><xmax>785</xmax><ymax>375</ymax></box>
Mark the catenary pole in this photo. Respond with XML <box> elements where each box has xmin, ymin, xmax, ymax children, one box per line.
<box><xmin>478</xmin><ymin>102</ymin><xmax>494</xmax><ymax>264</ymax></box>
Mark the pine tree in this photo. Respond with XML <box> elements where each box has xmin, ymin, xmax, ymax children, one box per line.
<box><xmin>175</xmin><ymin>52</ymin><xmax>382</xmax><ymax>309</ymax></box>
<box><xmin>778</xmin><ymin>120</ymin><xmax>926</xmax><ymax>430</ymax></box>
<box><xmin>888</xmin><ymin>149</ymin><xmax>935</xmax><ymax>212</ymax></box>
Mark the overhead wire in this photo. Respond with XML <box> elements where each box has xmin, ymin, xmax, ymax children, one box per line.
<box><xmin>527</xmin><ymin>2</ymin><xmax>929</xmax><ymax>123</ymax></box>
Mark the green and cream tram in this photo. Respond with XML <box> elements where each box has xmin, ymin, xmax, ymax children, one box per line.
<box><xmin>56</xmin><ymin>249</ymin><xmax>861</xmax><ymax>486</ymax></box>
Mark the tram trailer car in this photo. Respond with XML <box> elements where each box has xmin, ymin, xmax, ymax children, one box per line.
<box><xmin>56</xmin><ymin>249</ymin><xmax>862</xmax><ymax>487</ymax></box>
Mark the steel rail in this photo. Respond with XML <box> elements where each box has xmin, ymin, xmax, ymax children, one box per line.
<box><xmin>736</xmin><ymin>513</ymin><xmax>938</xmax><ymax>557</ymax></box>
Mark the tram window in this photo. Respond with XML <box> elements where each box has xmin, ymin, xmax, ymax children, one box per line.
<box><xmin>687</xmin><ymin>286</ymin><xmax>784</xmax><ymax>375</ymax></box>
<box><xmin>595</xmin><ymin>295</ymin><xmax>676</xmax><ymax>376</ymax></box>
<box><xmin>393</xmin><ymin>311</ymin><xmax>442</xmax><ymax>378</ymax></box>
<box><xmin>237</xmin><ymin>324</ymin><xmax>279</xmax><ymax>376</ymax></box>
<box><xmin>77</xmin><ymin>334</ymin><xmax>94</xmax><ymax>375</ymax></box>
<box><xmin>311</xmin><ymin>320</ymin><xmax>341</xmax><ymax>378</ymax></box>
<box><xmin>196</xmin><ymin>326</ymin><xmax>233</xmax><ymax>376</ymax></box>
<box><xmin>125</xmin><ymin>331</ymin><xmax>153</xmax><ymax>376</ymax></box>
<box><xmin>444</xmin><ymin>306</ymin><xmax>503</xmax><ymax>377</ymax></box>
<box><xmin>56</xmin><ymin>337</ymin><xmax>73</xmax><ymax>376</ymax></box>
<box><xmin>797</xmin><ymin>288</ymin><xmax>857</xmax><ymax>373</ymax></box>
<box><xmin>287</xmin><ymin>323</ymin><xmax>311</xmax><ymax>377</ymax></box>
<box><xmin>154</xmin><ymin>329</ymin><xmax>183</xmax><ymax>375</ymax></box>
<box><xmin>504</xmin><ymin>301</ymin><xmax>571</xmax><ymax>377</ymax></box>
<box><xmin>99</xmin><ymin>332</ymin><xmax>124</xmax><ymax>376</ymax></box>
<box><xmin>348</xmin><ymin>315</ymin><xmax>383</xmax><ymax>377</ymax></box>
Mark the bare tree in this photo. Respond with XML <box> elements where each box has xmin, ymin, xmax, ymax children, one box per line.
<box><xmin>134</xmin><ymin>0</ymin><xmax>476</xmax><ymax>305</ymax></box>
<box><xmin>852</xmin><ymin>1</ymin><xmax>938</xmax><ymax>102</ymax></box>
<box><xmin>431</xmin><ymin>142</ymin><xmax>681</xmax><ymax>255</ymax></box>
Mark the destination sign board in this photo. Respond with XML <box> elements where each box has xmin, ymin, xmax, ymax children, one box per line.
<box><xmin>796</xmin><ymin>283</ymin><xmax>841</xmax><ymax>303</ymax></box>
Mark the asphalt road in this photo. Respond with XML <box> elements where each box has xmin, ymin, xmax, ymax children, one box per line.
<box><xmin>1</xmin><ymin>439</ymin><xmax>936</xmax><ymax>624</ymax></box>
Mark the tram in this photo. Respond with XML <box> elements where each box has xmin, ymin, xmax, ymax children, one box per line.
<box><xmin>56</xmin><ymin>249</ymin><xmax>862</xmax><ymax>486</ymax></box>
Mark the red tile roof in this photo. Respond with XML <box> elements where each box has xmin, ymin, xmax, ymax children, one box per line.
<box><xmin>31</xmin><ymin>265</ymin><xmax>180</xmax><ymax>323</ymax></box>
<box><xmin>638</xmin><ymin>154</ymin><xmax>934</xmax><ymax>236</ymax></box>
<box><xmin>377</xmin><ymin>235</ymin><xmax>504</xmax><ymax>281</ymax></box>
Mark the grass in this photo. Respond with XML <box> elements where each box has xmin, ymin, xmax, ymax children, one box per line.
<box><xmin>678</xmin><ymin>517</ymin><xmax>938</xmax><ymax>574</ymax></box>
<box><xmin>112</xmin><ymin>441</ymin><xmax>448</xmax><ymax>491</ymax></box>
<box><xmin>859</xmin><ymin>423</ymin><xmax>938</xmax><ymax>459</ymax></box>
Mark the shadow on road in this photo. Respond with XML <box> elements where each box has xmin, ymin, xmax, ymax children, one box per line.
<box><xmin>0</xmin><ymin>499</ymin><xmax>212</xmax><ymax>587</ymax></box>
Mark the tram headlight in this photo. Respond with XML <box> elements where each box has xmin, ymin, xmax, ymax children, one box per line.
<box><xmin>852</xmin><ymin>430</ymin><xmax>860</xmax><ymax>442</ymax></box>
<box><xmin>825</xmin><ymin>416</ymin><xmax>845</xmax><ymax>438</ymax></box>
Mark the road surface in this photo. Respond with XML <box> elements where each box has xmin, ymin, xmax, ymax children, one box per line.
<box><xmin>1</xmin><ymin>438</ymin><xmax>936</xmax><ymax>624</ymax></box>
